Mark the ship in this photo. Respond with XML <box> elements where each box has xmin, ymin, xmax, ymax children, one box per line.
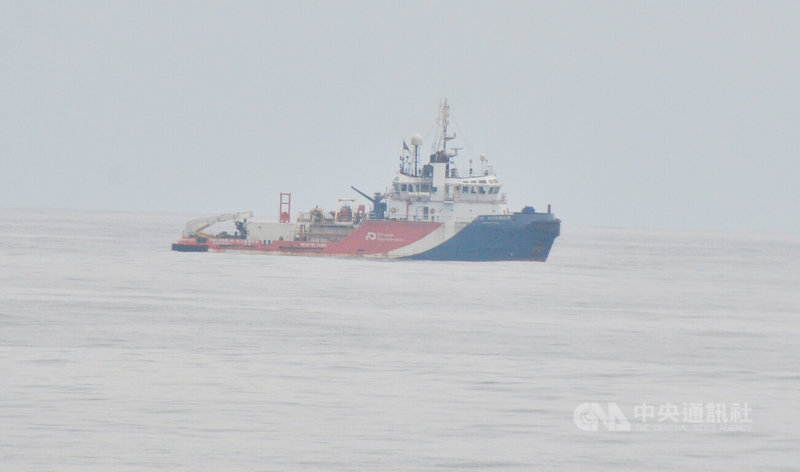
<box><xmin>171</xmin><ymin>101</ymin><xmax>560</xmax><ymax>261</ymax></box>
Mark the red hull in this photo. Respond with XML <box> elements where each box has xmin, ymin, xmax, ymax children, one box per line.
<box><xmin>172</xmin><ymin>220</ymin><xmax>442</xmax><ymax>257</ymax></box>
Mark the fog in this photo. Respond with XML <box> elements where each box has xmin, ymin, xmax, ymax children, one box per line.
<box><xmin>2</xmin><ymin>1</ymin><xmax>798</xmax><ymax>232</ymax></box>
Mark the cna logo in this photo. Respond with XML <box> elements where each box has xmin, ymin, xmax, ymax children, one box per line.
<box><xmin>365</xmin><ymin>232</ymin><xmax>377</xmax><ymax>241</ymax></box>
<box><xmin>574</xmin><ymin>402</ymin><xmax>631</xmax><ymax>432</ymax></box>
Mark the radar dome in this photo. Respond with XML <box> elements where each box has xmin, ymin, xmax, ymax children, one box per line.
<box><xmin>410</xmin><ymin>134</ymin><xmax>423</xmax><ymax>146</ymax></box>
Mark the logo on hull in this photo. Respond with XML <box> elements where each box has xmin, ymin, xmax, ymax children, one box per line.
<box><xmin>365</xmin><ymin>231</ymin><xmax>403</xmax><ymax>242</ymax></box>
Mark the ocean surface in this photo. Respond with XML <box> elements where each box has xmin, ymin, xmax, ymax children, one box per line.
<box><xmin>1</xmin><ymin>208</ymin><xmax>798</xmax><ymax>471</ymax></box>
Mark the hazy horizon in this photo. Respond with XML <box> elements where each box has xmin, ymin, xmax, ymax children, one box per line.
<box><xmin>2</xmin><ymin>1</ymin><xmax>799</xmax><ymax>233</ymax></box>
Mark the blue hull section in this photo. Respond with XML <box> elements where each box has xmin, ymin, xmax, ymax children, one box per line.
<box><xmin>407</xmin><ymin>211</ymin><xmax>561</xmax><ymax>261</ymax></box>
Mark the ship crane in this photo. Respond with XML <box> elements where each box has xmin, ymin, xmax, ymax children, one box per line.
<box><xmin>182</xmin><ymin>211</ymin><xmax>254</xmax><ymax>238</ymax></box>
<box><xmin>351</xmin><ymin>186</ymin><xmax>387</xmax><ymax>220</ymax></box>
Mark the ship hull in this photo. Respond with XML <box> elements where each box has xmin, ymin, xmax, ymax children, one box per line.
<box><xmin>171</xmin><ymin>242</ymin><xmax>208</xmax><ymax>252</ymax></box>
<box><xmin>406</xmin><ymin>213</ymin><xmax>560</xmax><ymax>261</ymax></box>
<box><xmin>172</xmin><ymin>213</ymin><xmax>560</xmax><ymax>261</ymax></box>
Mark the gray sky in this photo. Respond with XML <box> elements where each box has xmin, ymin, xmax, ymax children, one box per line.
<box><xmin>2</xmin><ymin>1</ymin><xmax>798</xmax><ymax>232</ymax></box>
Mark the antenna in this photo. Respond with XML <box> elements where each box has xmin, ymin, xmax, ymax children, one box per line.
<box><xmin>411</xmin><ymin>134</ymin><xmax>422</xmax><ymax>176</ymax></box>
<box><xmin>438</xmin><ymin>99</ymin><xmax>456</xmax><ymax>155</ymax></box>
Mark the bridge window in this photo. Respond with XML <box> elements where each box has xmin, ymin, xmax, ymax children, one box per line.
<box><xmin>401</xmin><ymin>184</ymin><xmax>407</xmax><ymax>191</ymax></box>
<box><xmin>479</xmin><ymin>186</ymin><xmax>486</xmax><ymax>194</ymax></box>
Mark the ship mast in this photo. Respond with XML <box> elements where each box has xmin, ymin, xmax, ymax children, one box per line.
<box><xmin>437</xmin><ymin>99</ymin><xmax>456</xmax><ymax>156</ymax></box>
<box><xmin>429</xmin><ymin>99</ymin><xmax>458</xmax><ymax>166</ymax></box>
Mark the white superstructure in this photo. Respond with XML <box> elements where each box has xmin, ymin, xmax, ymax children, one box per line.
<box><xmin>386</xmin><ymin>100</ymin><xmax>508</xmax><ymax>229</ymax></box>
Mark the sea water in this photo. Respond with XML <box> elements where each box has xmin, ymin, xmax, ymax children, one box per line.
<box><xmin>1</xmin><ymin>208</ymin><xmax>798</xmax><ymax>471</ymax></box>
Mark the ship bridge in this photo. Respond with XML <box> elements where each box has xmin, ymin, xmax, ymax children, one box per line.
<box><xmin>387</xmin><ymin>172</ymin><xmax>508</xmax><ymax>223</ymax></box>
<box><xmin>385</xmin><ymin>100</ymin><xmax>508</xmax><ymax>224</ymax></box>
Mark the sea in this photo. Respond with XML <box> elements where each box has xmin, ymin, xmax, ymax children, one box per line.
<box><xmin>1</xmin><ymin>207</ymin><xmax>798</xmax><ymax>471</ymax></box>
